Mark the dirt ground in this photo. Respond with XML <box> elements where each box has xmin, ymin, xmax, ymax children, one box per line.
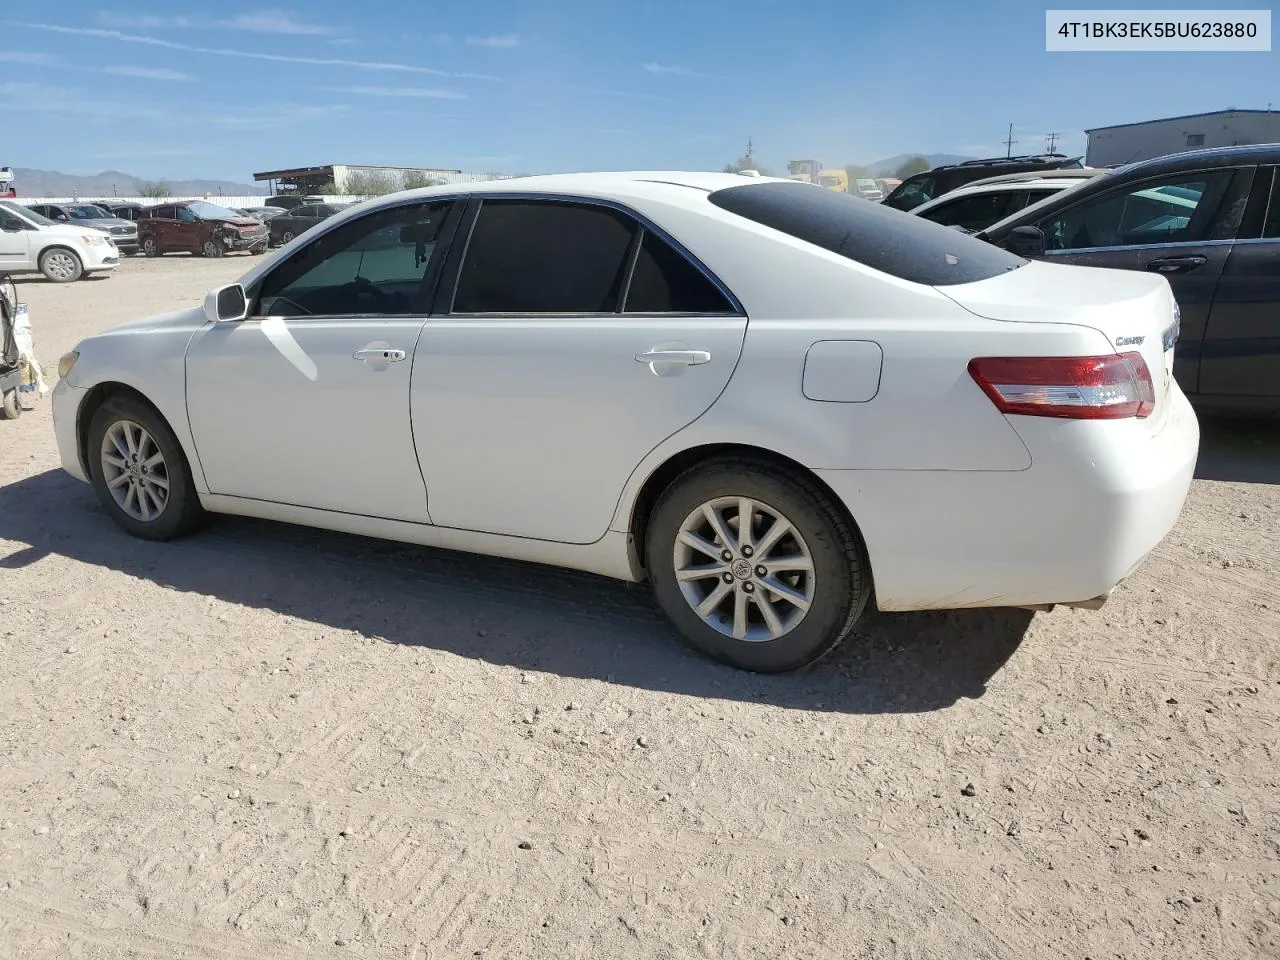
<box><xmin>1</xmin><ymin>256</ymin><xmax>1277</xmax><ymax>960</ymax></box>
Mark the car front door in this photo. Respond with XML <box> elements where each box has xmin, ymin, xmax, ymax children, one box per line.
<box><xmin>1197</xmin><ymin>165</ymin><xmax>1280</xmax><ymax>403</ymax></box>
<box><xmin>184</xmin><ymin>197</ymin><xmax>460</xmax><ymax>521</ymax></box>
<box><xmin>1031</xmin><ymin>166</ymin><xmax>1251</xmax><ymax>396</ymax></box>
<box><xmin>175</xmin><ymin>206</ymin><xmax>202</xmax><ymax>250</ymax></box>
<box><xmin>412</xmin><ymin>197</ymin><xmax>749</xmax><ymax>544</ymax></box>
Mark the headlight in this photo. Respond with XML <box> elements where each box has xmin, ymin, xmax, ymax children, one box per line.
<box><xmin>80</xmin><ymin>234</ymin><xmax>105</xmax><ymax>246</ymax></box>
<box><xmin>58</xmin><ymin>351</ymin><xmax>79</xmax><ymax>379</ymax></box>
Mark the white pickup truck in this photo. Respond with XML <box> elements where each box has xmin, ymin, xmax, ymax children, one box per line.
<box><xmin>0</xmin><ymin>200</ymin><xmax>120</xmax><ymax>282</ymax></box>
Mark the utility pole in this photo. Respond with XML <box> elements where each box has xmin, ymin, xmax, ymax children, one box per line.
<box><xmin>1045</xmin><ymin>132</ymin><xmax>1061</xmax><ymax>153</ymax></box>
<box><xmin>1003</xmin><ymin>124</ymin><xmax>1017</xmax><ymax>158</ymax></box>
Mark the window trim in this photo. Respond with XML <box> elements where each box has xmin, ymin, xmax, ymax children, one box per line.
<box><xmin>441</xmin><ymin>192</ymin><xmax>745</xmax><ymax>319</ymax></box>
<box><xmin>1035</xmin><ymin>165</ymin><xmax>1249</xmax><ymax>254</ymax></box>
<box><xmin>243</xmin><ymin>194</ymin><xmax>467</xmax><ymax>321</ymax></box>
<box><xmin>1259</xmin><ymin>167</ymin><xmax>1279</xmax><ymax>239</ymax></box>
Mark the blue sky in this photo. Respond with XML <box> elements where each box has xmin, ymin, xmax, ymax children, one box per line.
<box><xmin>2</xmin><ymin>1</ymin><xmax>1277</xmax><ymax>182</ymax></box>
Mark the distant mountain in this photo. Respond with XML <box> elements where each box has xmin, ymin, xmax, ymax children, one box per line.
<box><xmin>866</xmin><ymin>153</ymin><xmax>976</xmax><ymax>176</ymax></box>
<box><xmin>11</xmin><ymin>167</ymin><xmax>267</xmax><ymax>199</ymax></box>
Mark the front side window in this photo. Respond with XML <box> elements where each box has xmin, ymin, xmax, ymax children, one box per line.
<box><xmin>254</xmin><ymin>199</ymin><xmax>453</xmax><ymax>318</ymax></box>
<box><xmin>452</xmin><ymin>200</ymin><xmax>636</xmax><ymax>314</ymax></box>
<box><xmin>1039</xmin><ymin>171</ymin><xmax>1234</xmax><ymax>251</ymax></box>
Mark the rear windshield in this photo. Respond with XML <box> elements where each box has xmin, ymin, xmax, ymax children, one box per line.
<box><xmin>708</xmin><ymin>181</ymin><xmax>1026</xmax><ymax>286</ymax></box>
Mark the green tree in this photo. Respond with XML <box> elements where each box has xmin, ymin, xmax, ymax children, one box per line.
<box><xmin>893</xmin><ymin>155</ymin><xmax>932</xmax><ymax>179</ymax></box>
<box><xmin>401</xmin><ymin>171</ymin><xmax>446</xmax><ymax>190</ymax></box>
<box><xmin>135</xmin><ymin>180</ymin><xmax>171</xmax><ymax>198</ymax></box>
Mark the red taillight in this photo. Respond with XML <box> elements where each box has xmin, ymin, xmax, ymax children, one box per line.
<box><xmin>968</xmin><ymin>352</ymin><xmax>1155</xmax><ymax>420</ymax></box>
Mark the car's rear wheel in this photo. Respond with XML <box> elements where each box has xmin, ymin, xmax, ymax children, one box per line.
<box><xmin>201</xmin><ymin>239</ymin><xmax>225</xmax><ymax>258</ymax></box>
<box><xmin>646</xmin><ymin>457</ymin><xmax>870</xmax><ymax>672</ymax></box>
<box><xmin>39</xmin><ymin>248</ymin><xmax>83</xmax><ymax>283</ymax></box>
<box><xmin>142</xmin><ymin>237</ymin><xmax>160</xmax><ymax>258</ymax></box>
<box><xmin>86</xmin><ymin>396</ymin><xmax>205</xmax><ymax>541</ymax></box>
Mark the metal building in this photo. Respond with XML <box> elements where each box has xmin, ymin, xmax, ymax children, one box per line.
<box><xmin>1085</xmin><ymin>109</ymin><xmax>1280</xmax><ymax>166</ymax></box>
<box><xmin>252</xmin><ymin>164</ymin><xmax>510</xmax><ymax>194</ymax></box>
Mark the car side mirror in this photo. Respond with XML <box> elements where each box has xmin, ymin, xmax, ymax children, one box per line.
<box><xmin>1006</xmin><ymin>225</ymin><xmax>1046</xmax><ymax>257</ymax></box>
<box><xmin>204</xmin><ymin>283</ymin><xmax>248</xmax><ymax>324</ymax></box>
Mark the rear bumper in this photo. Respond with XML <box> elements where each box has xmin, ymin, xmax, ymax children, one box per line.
<box><xmin>818</xmin><ymin>386</ymin><xmax>1200</xmax><ymax>611</ymax></box>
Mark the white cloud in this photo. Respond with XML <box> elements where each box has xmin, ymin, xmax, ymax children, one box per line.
<box><xmin>99</xmin><ymin>9</ymin><xmax>331</xmax><ymax>35</ymax></box>
<box><xmin>220</xmin><ymin>11</ymin><xmax>332</xmax><ymax>36</ymax></box>
<box><xmin>0</xmin><ymin>50</ymin><xmax>59</xmax><ymax>64</ymax></box>
<box><xmin>103</xmin><ymin>65</ymin><xmax>192</xmax><ymax>81</ymax></box>
<box><xmin>98</xmin><ymin>12</ymin><xmax>194</xmax><ymax>29</ymax></box>
<box><xmin>328</xmin><ymin>85</ymin><xmax>467</xmax><ymax>100</ymax></box>
<box><xmin>642</xmin><ymin>62</ymin><xmax>711</xmax><ymax>77</ymax></box>
<box><xmin>17</xmin><ymin>24</ymin><xmax>501</xmax><ymax>81</ymax></box>
<box><xmin>466</xmin><ymin>34</ymin><xmax>519</xmax><ymax>48</ymax></box>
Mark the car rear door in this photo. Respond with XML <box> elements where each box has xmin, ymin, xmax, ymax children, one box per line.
<box><xmin>1196</xmin><ymin>164</ymin><xmax>1280</xmax><ymax>405</ymax></box>
<box><xmin>1028</xmin><ymin>165</ymin><xmax>1253</xmax><ymax>396</ymax></box>
<box><xmin>412</xmin><ymin>196</ymin><xmax>748</xmax><ymax>544</ymax></box>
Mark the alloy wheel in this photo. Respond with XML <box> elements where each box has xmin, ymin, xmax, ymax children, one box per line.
<box><xmin>100</xmin><ymin>420</ymin><xmax>170</xmax><ymax>522</ymax></box>
<box><xmin>673</xmin><ymin>496</ymin><xmax>816</xmax><ymax>642</ymax></box>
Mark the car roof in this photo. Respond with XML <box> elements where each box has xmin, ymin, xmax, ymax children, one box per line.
<box><xmin>959</xmin><ymin>168</ymin><xmax>1107</xmax><ymax>189</ymax></box>
<box><xmin>1116</xmin><ymin>142</ymin><xmax>1280</xmax><ymax>177</ymax></box>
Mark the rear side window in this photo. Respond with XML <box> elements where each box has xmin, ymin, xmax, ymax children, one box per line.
<box><xmin>453</xmin><ymin>200</ymin><xmax>636</xmax><ymax>313</ymax></box>
<box><xmin>708</xmin><ymin>181</ymin><xmax>1026</xmax><ymax>286</ymax></box>
<box><xmin>625</xmin><ymin>230</ymin><xmax>735</xmax><ymax>313</ymax></box>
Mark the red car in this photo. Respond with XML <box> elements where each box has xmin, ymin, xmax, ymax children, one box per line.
<box><xmin>137</xmin><ymin>201</ymin><xmax>270</xmax><ymax>258</ymax></box>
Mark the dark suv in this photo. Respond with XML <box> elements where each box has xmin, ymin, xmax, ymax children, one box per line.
<box><xmin>137</xmin><ymin>201</ymin><xmax>269</xmax><ymax>258</ymax></box>
<box><xmin>978</xmin><ymin>143</ymin><xmax>1280</xmax><ymax>417</ymax></box>
<box><xmin>883</xmin><ymin>154</ymin><xmax>1085</xmax><ymax>212</ymax></box>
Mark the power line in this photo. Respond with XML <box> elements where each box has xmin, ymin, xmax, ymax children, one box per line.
<box><xmin>1003</xmin><ymin>123</ymin><xmax>1017</xmax><ymax>158</ymax></box>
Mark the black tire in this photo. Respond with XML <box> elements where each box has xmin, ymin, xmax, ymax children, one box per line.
<box><xmin>1</xmin><ymin>389</ymin><xmax>20</xmax><ymax>421</ymax></box>
<box><xmin>646</xmin><ymin>457</ymin><xmax>870</xmax><ymax>673</ymax></box>
<box><xmin>142</xmin><ymin>236</ymin><xmax>161</xmax><ymax>258</ymax></box>
<box><xmin>201</xmin><ymin>239</ymin><xmax>225</xmax><ymax>259</ymax></box>
<box><xmin>39</xmin><ymin>247</ymin><xmax>83</xmax><ymax>283</ymax></box>
<box><xmin>86</xmin><ymin>396</ymin><xmax>206</xmax><ymax>541</ymax></box>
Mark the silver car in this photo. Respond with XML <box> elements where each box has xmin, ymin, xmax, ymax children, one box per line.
<box><xmin>25</xmin><ymin>203</ymin><xmax>140</xmax><ymax>256</ymax></box>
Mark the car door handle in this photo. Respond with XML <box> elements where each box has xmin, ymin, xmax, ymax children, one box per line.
<box><xmin>1146</xmin><ymin>255</ymin><xmax>1207</xmax><ymax>274</ymax></box>
<box><xmin>353</xmin><ymin>348</ymin><xmax>406</xmax><ymax>362</ymax></box>
<box><xmin>634</xmin><ymin>349</ymin><xmax>712</xmax><ymax>366</ymax></box>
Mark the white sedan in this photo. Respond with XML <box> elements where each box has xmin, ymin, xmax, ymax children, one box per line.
<box><xmin>52</xmin><ymin>171</ymin><xmax>1198</xmax><ymax>672</ymax></box>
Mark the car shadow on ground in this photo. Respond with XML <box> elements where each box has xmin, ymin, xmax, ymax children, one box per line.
<box><xmin>1194</xmin><ymin>415</ymin><xmax>1280</xmax><ymax>485</ymax></box>
<box><xmin>0</xmin><ymin>469</ymin><xmax>1033</xmax><ymax>715</ymax></box>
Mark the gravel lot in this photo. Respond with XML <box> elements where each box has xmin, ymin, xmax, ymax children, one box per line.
<box><xmin>1</xmin><ymin>256</ymin><xmax>1277</xmax><ymax>960</ymax></box>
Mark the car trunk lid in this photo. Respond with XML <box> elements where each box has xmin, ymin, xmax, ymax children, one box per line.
<box><xmin>936</xmin><ymin>259</ymin><xmax>1179</xmax><ymax>428</ymax></box>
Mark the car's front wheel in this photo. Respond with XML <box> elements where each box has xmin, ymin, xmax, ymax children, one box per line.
<box><xmin>39</xmin><ymin>247</ymin><xmax>83</xmax><ymax>283</ymax></box>
<box><xmin>86</xmin><ymin>396</ymin><xmax>206</xmax><ymax>541</ymax></box>
<box><xmin>646</xmin><ymin>457</ymin><xmax>870</xmax><ymax>672</ymax></box>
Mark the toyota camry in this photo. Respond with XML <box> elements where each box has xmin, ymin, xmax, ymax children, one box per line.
<box><xmin>52</xmin><ymin>171</ymin><xmax>1199</xmax><ymax>672</ymax></box>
